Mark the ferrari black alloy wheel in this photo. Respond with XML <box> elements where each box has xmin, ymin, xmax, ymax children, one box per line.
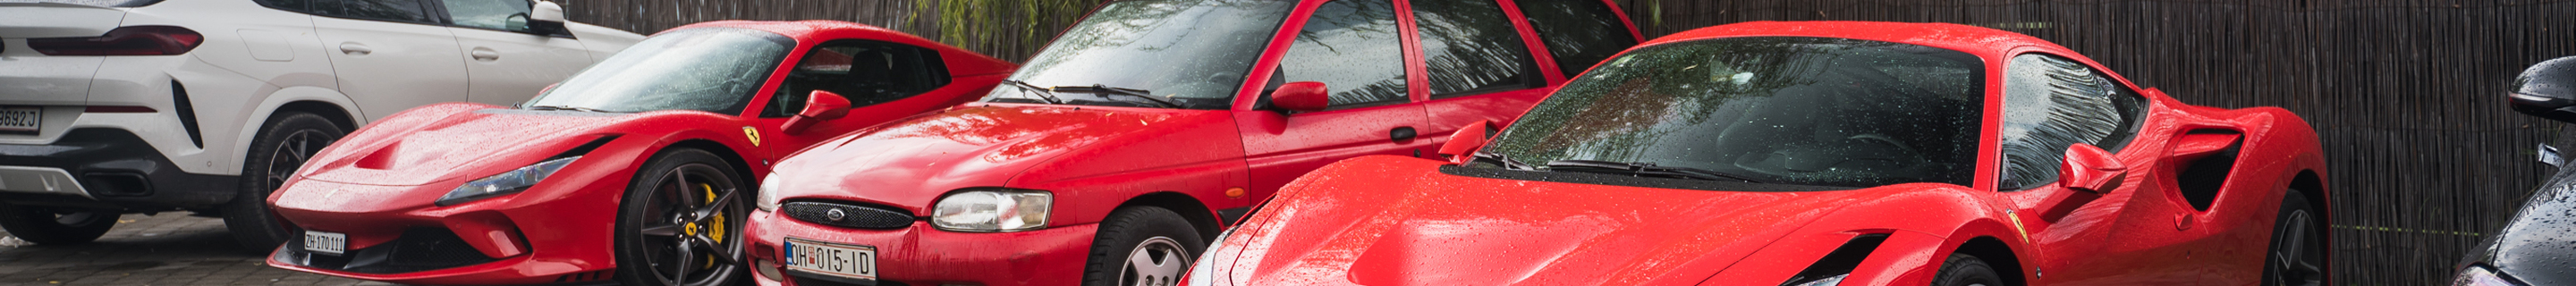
<box><xmin>2263</xmin><ymin>190</ymin><xmax>2325</xmax><ymax>286</ymax></box>
<box><xmin>614</xmin><ymin>148</ymin><xmax>750</xmax><ymax>286</ymax></box>
<box><xmin>1931</xmin><ymin>253</ymin><xmax>2004</xmax><ymax>286</ymax></box>
<box><xmin>226</xmin><ymin>113</ymin><xmax>343</xmax><ymax>251</ymax></box>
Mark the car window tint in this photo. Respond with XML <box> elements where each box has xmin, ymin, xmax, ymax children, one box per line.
<box><xmin>255</xmin><ymin>0</ymin><xmax>310</xmax><ymax>13</ymax></box>
<box><xmin>1997</xmin><ymin>54</ymin><xmax>2149</xmax><ymax>190</ymax></box>
<box><xmin>1412</xmin><ymin>0</ymin><xmax>1541</xmax><ymax>97</ymax></box>
<box><xmin>767</xmin><ymin>40</ymin><xmax>953</xmax><ymax>117</ymax></box>
<box><xmin>1275</xmin><ymin>0</ymin><xmax>1407</xmax><ymax>106</ymax></box>
<box><xmin>326</xmin><ymin>0</ymin><xmax>431</xmax><ymax>23</ymax></box>
<box><xmin>1479</xmin><ymin>37</ymin><xmax>1986</xmax><ymax>188</ymax></box>
<box><xmin>1512</xmin><ymin>0</ymin><xmax>1633</xmax><ymax>79</ymax></box>
<box><xmin>440</xmin><ymin>0</ymin><xmax>530</xmax><ymax>30</ymax></box>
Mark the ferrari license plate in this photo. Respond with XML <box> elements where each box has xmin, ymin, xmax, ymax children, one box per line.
<box><xmin>784</xmin><ymin>238</ymin><xmax>877</xmax><ymax>282</ymax></box>
<box><xmin>302</xmin><ymin>231</ymin><xmax>346</xmax><ymax>255</ymax></box>
<box><xmin>0</xmin><ymin>107</ymin><xmax>38</xmax><ymax>131</ymax></box>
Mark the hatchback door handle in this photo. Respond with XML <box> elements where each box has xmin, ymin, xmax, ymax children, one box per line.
<box><xmin>470</xmin><ymin>47</ymin><xmax>500</xmax><ymax>61</ymax></box>
<box><xmin>338</xmin><ymin>43</ymin><xmax>372</xmax><ymax>55</ymax></box>
<box><xmin>1390</xmin><ymin>126</ymin><xmax>1418</xmax><ymax>143</ymax></box>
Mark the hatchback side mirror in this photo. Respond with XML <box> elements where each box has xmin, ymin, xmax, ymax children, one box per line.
<box><xmin>1272</xmin><ymin>81</ymin><xmax>1329</xmax><ymax>113</ymax></box>
<box><xmin>1437</xmin><ymin>120</ymin><xmax>1497</xmax><ymax>164</ymax></box>
<box><xmin>2511</xmin><ymin>56</ymin><xmax>2576</xmax><ymax>122</ymax></box>
<box><xmin>783</xmin><ymin>90</ymin><xmax>852</xmax><ymax>135</ymax></box>
<box><xmin>527</xmin><ymin>1</ymin><xmax>570</xmax><ymax>36</ymax></box>
<box><xmin>2059</xmin><ymin>143</ymin><xmax>2127</xmax><ymax>193</ymax></box>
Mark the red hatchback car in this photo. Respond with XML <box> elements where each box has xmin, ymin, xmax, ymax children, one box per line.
<box><xmin>264</xmin><ymin>21</ymin><xmax>1012</xmax><ymax>286</ymax></box>
<box><xmin>741</xmin><ymin>0</ymin><xmax>1639</xmax><ymax>285</ymax></box>
<box><xmin>1189</xmin><ymin>21</ymin><xmax>2330</xmax><ymax>286</ymax></box>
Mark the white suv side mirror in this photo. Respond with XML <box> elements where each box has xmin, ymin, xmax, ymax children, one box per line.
<box><xmin>532</xmin><ymin>1</ymin><xmax>565</xmax><ymax>22</ymax></box>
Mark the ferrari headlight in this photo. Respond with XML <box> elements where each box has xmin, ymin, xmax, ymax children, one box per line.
<box><xmin>929</xmin><ymin>189</ymin><xmax>1051</xmax><ymax>231</ymax></box>
<box><xmin>2454</xmin><ymin>265</ymin><xmax>2525</xmax><ymax>286</ymax></box>
<box><xmin>757</xmin><ymin>173</ymin><xmax>783</xmax><ymax>211</ymax></box>
<box><xmin>436</xmin><ymin>156</ymin><xmax>580</xmax><ymax>206</ymax></box>
<box><xmin>1185</xmin><ymin>230</ymin><xmax>1236</xmax><ymax>286</ymax></box>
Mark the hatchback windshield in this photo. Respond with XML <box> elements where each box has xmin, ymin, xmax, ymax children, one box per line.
<box><xmin>521</xmin><ymin>28</ymin><xmax>792</xmax><ymax>114</ymax></box>
<box><xmin>983</xmin><ymin>0</ymin><xmax>1296</xmax><ymax>109</ymax></box>
<box><xmin>1476</xmin><ymin>37</ymin><xmax>1986</xmax><ymax>188</ymax></box>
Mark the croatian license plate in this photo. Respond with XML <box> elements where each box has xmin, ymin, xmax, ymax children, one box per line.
<box><xmin>0</xmin><ymin>107</ymin><xmax>38</xmax><ymax>132</ymax></box>
<box><xmin>783</xmin><ymin>238</ymin><xmax>877</xmax><ymax>282</ymax></box>
<box><xmin>302</xmin><ymin>231</ymin><xmax>346</xmax><ymax>255</ymax></box>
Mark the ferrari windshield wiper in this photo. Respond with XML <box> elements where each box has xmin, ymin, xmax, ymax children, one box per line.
<box><xmin>1542</xmin><ymin>159</ymin><xmax>1765</xmax><ymax>183</ymax></box>
<box><xmin>1000</xmin><ymin>80</ymin><xmax>1065</xmax><ymax>105</ymax></box>
<box><xmin>1051</xmin><ymin>84</ymin><xmax>1179</xmax><ymax>108</ymax></box>
<box><xmin>525</xmin><ymin>105</ymin><xmax>612</xmax><ymax>113</ymax></box>
<box><xmin>1470</xmin><ymin>151</ymin><xmax>1535</xmax><ymax>170</ymax></box>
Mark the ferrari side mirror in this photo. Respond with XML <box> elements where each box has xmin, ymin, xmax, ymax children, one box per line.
<box><xmin>2059</xmin><ymin>143</ymin><xmax>2127</xmax><ymax>194</ymax></box>
<box><xmin>782</xmin><ymin>90</ymin><xmax>852</xmax><ymax>135</ymax></box>
<box><xmin>1271</xmin><ymin>81</ymin><xmax>1329</xmax><ymax>113</ymax></box>
<box><xmin>2511</xmin><ymin>56</ymin><xmax>2576</xmax><ymax>123</ymax></box>
<box><xmin>1437</xmin><ymin>120</ymin><xmax>1497</xmax><ymax>164</ymax></box>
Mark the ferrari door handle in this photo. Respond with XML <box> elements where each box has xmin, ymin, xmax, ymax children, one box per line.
<box><xmin>470</xmin><ymin>47</ymin><xmax>500</xmax><ymax>61</ymax></box>
<box><xmin>338</xmin><ymin>43</ymin><xmax>372</xmax><ymax>55</ymax></box>
<box><xmin>1390</xmin><ymin>126</ymin><xmax>1418</xmax><ymax>143</ymax></box>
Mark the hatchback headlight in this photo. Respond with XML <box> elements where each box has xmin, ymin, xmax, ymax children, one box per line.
<box><xmin>2454</xmin><ymin>265</ymin><xmax>2525</xmax><ymax>286</ymax></box>
<box><xmin>930</xmin><ymin>189</ymin><xmax>1051</xmax><ymax>231</ymax></box>
<box><xmin>437</xmin><ymin>156</ymin><xmax>580</xmax><ymax>206</ymax></box>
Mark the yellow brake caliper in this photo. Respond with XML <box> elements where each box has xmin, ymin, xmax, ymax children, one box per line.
<box><xmin>702</xmin><ymin>184</ymin><xmax>724</xmax><ymax>268</ymax></box>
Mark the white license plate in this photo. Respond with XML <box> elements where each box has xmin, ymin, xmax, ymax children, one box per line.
<box><xmin>783</xmin><ymin>238</ymin><xmax>877</xmax><ymax>282</ymax></box>
<box><xmin>0</xmin><ymin>107</ymin><xmax>38</xmax><ymax>131</ymax></box>
<box><xmin>302</xmin><ymin>231</ymin><xmax>346</xmax><ymax>255</ymax></box>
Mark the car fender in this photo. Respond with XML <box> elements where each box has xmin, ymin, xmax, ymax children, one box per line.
<box><xmin>1696</xmin><ymin>184</ymin><xmax>2030</xmax><ymax>286</ymax></box>
<box><xmin>225</xmin><ymin>85</ymin><xmax>364</xmax><ymax>175</ymax></box>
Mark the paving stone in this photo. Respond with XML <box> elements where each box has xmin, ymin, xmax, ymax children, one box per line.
<box><xmin>0</xmin><ymin>214</ymin><xmax>391</xmax><ymax>285</ymax></box>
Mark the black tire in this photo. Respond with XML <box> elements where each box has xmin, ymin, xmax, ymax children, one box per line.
<box><xmin>612</xmin><ymin>148</ymin><xmax>750</xmax><ymax>286</ymax></box>
<box><xmin>225</xmin><ymin>113</ymin><xmax>343</xmax><ymax>252</ymax></box>
<box><xmin>1931</xmin><ymin>253</ymin><xmax>2004</xmax><ymax>286</ymax></box>
<box><xmin>0</xmin><ymin>203</ymin><xmax>116</xmax><ymax>245</ymax></box>
<box><xmin>2261</xmin><ymin>190</ymin><xmax>2325</xmax><ymax>286</ymax></box>
<box><xmin>1081</xmin><ymin>206</ymin><xmax>1206</xmax><ymax>286</ymax></box>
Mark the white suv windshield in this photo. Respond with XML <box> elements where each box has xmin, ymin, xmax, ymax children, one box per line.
<box><xmin>521</xmin><ymin>28</ymin><xmax>792</xmax><ymax>114</ymax></box>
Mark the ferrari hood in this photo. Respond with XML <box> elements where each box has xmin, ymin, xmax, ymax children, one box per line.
<box><xmin>767</xmin><ymin>104</ymin><xmax>1233</xmax><ymax>212</ymax></box>
<box><xmin>1219</xmin><ymin>156</ymin><xmax>1943</xmax><ymax>285</ymax></box>
<box><xmin>299</xmin><ymin>103</ymin><xmax>648</xmax><ymax>186</ymax></box>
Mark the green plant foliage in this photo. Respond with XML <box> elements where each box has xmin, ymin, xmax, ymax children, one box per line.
<box><xmin>911</xmin><ymin>0</ymin><xmax>1106</xmax><ymax>61</ymax></box>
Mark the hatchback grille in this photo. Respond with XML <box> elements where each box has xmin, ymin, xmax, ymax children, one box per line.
<box><xmin>781</xmin><ymin>201</ymin><xmax>915</xmax><ymax>229</ymax></box>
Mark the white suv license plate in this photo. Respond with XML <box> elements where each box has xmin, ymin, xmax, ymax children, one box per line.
<box><xmin>784</xmin><ymin>238</ymin><xmax>877</xmax><ymax>282</ymax></box>
<box><xmin>302</xmin><ymin>231</ymin><xmax>346</xmax><ymax>255</ymax></box>
<box><xmin>0</xmin><ymin>106</ymin><xmax>39</xmax><ymax>131</ymax></box>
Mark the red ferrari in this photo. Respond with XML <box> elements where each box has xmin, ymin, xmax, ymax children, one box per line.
<box><xmin>261</xmin><ymin>21</ymin><xmax>1012</xmax><ymax>285</ymax></box>
<box><xmin>1188</xmin><ymin>21</ymin><xmax>2329</xmax><ymax>286</ymax></box>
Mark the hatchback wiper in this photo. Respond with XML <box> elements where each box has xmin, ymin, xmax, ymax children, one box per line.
<box><xmin>1000</xmin><ymin>80</ymin><xmax>1065</xmax><ymax>105</ymax></box>
<box><xmin>525</xmin><ymin>105</ymin><xmax>612</xmax><ymax>113</ymax></box>
<box><xmin>1051</xmin><ymin>84</ymin><xmax>1179</xmax><ymax>108</ymax></box>
<box><xmin>1542</xmin><ymin>159</ymin><xmax>1765</xmax><ymax>183</ymax></box>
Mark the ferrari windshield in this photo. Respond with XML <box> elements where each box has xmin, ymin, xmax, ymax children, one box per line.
<box><xmin>521</xmin><ymin>28</ymin><xmax>792</xmax><ymax>114</ymax></box>
<box><xmin>983</xmin><ymin>0</ymin><xmax>1296</xmax><ymax>109</ymax></box>
<box><xmin>1476</xmin><ymin>37</ymin><xmax>1987</xmax><ymax>188</ymax></box>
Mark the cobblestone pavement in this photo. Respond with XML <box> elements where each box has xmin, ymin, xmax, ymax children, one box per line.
<box><xmin>0</xmin><ymin>214</ymin><xmax>397</xmax><ymax>285</ymax></box>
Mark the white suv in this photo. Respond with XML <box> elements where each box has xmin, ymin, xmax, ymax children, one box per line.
<box><xmin>0</xmin><ymin>0</ymin><xmax>641</xmax><ymax>248</ymax></box>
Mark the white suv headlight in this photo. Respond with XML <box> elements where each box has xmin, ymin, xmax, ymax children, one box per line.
<box><xmin>930</xmin><ymin>189</ymin><xmax>1051</xmax><ymax>231</ymax></box>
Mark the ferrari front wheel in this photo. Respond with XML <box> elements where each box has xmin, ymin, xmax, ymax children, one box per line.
<box><xmin>2262</xmin><ymin>190</ymin><xmax>2324</xmax><ymax>286</ymax></box>
<box><xmin>1931</xmin><ymin>253</ymin><xmax>2003</xmax><ymax>286</ymax></box>
<box><xmin>614</xmin><ymin>148</ymin><xmax>750</xmax><ymax>286</ymax></box>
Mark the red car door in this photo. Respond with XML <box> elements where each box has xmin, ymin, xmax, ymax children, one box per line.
<box><xmin>1417</xmin><ymin>0</ymin><xmax>1641</xmax><ymax>145</ymax></box>
<box><xmin>1237</xmin><ymin>0</ymin><xmax>1431</xmax><ymax>196</ymax></box>
<box><xmin>750</xmin><ymin>39</ymin><xmax>987</xmax><ymax>161</ymax></box>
